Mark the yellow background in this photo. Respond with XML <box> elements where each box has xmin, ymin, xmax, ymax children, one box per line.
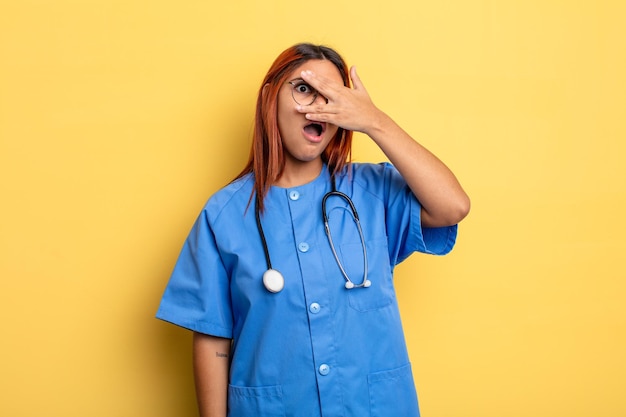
<box><xmin>1</xmin><ymin>0</ymin><xmax>624</xmax><ymax>416</ymax></box>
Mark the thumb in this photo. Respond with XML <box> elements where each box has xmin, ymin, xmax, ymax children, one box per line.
<box><xmin>350</xmin><ymin>66</ymin><xmax>365</xmax><ymax>90</ymax></box>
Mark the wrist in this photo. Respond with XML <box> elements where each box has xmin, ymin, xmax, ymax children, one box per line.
<box><xmin>365</xmin><ymin>109</ymin><xmax>394</xmax><ymax>142</ymax></box>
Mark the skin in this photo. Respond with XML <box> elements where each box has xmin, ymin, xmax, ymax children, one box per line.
<box><xmin>275</xmin><ymin>59</ymin><xmax>343</xmax><ymax>187</ymax></box>
<box><xmin>296</xmin><ymin>63</ymin><xmax>470</xmax><ymax>227</ymax></box>
<box><xmin>193</xmin><ymin>58</ymin><xmax>470</xmax><ymax>417</ymax></box>
<box><xmin>193</xmin><ymin>332</ymin><xmax>230</xmax><ymax>417</ymax></box>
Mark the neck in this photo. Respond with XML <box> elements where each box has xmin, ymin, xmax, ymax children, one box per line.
<box><xmin>274</xmin><ymin>159</ymin><xmax>323</xmax><ymax>188</ymax></box>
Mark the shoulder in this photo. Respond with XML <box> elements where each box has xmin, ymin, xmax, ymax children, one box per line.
<box><xmin>340</xmin><ymin>162</ymin><xmax>404</xmax><ymax>195</ymax></box>
<box><xmin>203</xmin><ymin>174</ymin><xmax>254</xmax><ymax>222</ymax></box>
<box><xmin>347</xmin><ymin>162</ymin><xmax>396</xmax><ymax>180</ymax></box>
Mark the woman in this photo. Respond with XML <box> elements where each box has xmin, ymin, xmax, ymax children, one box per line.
<box><xmin>157</xmin><ymin>43</ymin><xmax>470</xmax><ymax>417</ymax></box>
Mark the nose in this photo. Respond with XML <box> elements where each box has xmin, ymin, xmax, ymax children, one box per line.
<box><xmin>313</xmin><ymin>92</ymin><xmax>329</xmax><ymax>105</ymax></box>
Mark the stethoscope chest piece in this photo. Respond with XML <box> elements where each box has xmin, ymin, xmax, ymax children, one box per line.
<box><xmin>256</xmin><ymin>175</ymin><xmax>370</xmax><ymax>294</ymax></box>
<box><xmin>263</xmin><ymin>269</ymin><xmax>285</xmax><ymax>293</ymax></box>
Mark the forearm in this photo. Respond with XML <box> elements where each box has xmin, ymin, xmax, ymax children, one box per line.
<box><xmin>193</xmin><ymin>332</ymin><xmax>231</xmax><ymax>417</ymax></box>
<box><xmin>297</xmin><ymin>66</ymin><xmax>470</xmax><ymax>226</ymax></box>
<box><xmin>365</xmin><ymin>110</ymin><xmax>470</xmax><ymax>227</ymax></box>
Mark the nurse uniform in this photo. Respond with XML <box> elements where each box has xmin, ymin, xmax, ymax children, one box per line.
<box><xmin>157</xmin><ymin>162</ymin><xmax>457</xmax><ymax>417</ymax></box>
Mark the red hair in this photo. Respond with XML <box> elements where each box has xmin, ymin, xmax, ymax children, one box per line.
<box><xmin>234</xmin><ymin>43</ymin><xmax>353</xmax><ymax>212</ymax></box>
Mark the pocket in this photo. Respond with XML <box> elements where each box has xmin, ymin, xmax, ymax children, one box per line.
<box><xmin>228</xmin><ymin>384</ymin><xmax>285</xmax><ymax>417</ymax></box>
<box><xmin>340</xmin><ymin>238</ymin><xmax>395</xmax><ymax>311</ymax></box>
<box><xmin>368</xmin><ymin>364</ymin><xmax>420</xmax><ymax>417</ymax></box>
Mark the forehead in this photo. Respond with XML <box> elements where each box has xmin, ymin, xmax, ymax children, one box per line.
<box><xmin>287</xmin><ymin>59</ymin><xmax>344</xmax><ymax>84</ymax></box>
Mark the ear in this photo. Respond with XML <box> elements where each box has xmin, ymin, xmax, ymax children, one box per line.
<box><xmin>262</xmin><ymin>83</ymin><xmax>269</xmax><ymax>99</ymax></box>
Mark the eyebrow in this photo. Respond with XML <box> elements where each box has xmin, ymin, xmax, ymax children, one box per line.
<box><xmin>288</xmin><ymin>77</ymin><xmax>306</xmax><ymax>83</ymax></box>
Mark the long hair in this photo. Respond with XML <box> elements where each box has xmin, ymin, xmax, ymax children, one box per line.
<box><xmin>235</xmin><ymin>43</ymin><xmax>353</xmax><ymax>212</ymax></box>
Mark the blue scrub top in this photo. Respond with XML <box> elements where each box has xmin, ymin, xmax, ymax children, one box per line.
<box><xmin>156</xmin><ymin>162</ymin><xmax>457</xmax><ymax>417</ymax></box>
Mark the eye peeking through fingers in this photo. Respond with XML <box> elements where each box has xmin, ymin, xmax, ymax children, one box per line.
<box><xmin>288</xmin><ymin>79</ymin><xmax>319</xmax><ymax>106</ymax></box>
<box><xmin>294</xmin><ymin>82</ymin><xmax>313</xmax><ymax>94</ymax></box>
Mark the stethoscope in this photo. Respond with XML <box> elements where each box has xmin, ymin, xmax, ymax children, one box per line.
<box><xmin>255</xmin><ymin>176</ymin><xmax>370</xmax><ymax>293</ymax></box>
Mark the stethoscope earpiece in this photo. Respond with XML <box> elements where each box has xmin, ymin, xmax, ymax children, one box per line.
<box><xmin>345</xmin><ymin>279</ymin><xmax>371</xmax><ymax>289</ymax></box>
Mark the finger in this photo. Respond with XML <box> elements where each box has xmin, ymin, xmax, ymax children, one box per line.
<box><xmin>350</xmin><ymin>66</ymin><xmax>366</xmax><ymax>91</ymax></box>
<box><xmin>304</xmin><ymin>112</ymin><xmax>336</xmax><ymax>124</ymax></box>
<box><xmin>300</xmin><ymin>70</ymin><xmax>340</xmax><ymax>98</ymax></box>
<box><xmin>296</xmin><ymin>102</ymin><xmax>336</xmax><ymax>116</ymax></box>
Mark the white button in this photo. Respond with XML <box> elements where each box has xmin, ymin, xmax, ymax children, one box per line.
<box><xmin>298</xmin><ymin>242</ymin><xmax>309</xmax><ymax>252</ymax></box>
<box><xmin>318</xmin><ymin>364</ymin><xmax>330</xmax><ymax>376</ymax></box>
<box><xmin>309</xmin><ymin>303</ymin><xmax>321</xmax><ymax>314</ymax></box>
<box><xmin>289</xmin><ymin>190</ymin><xmax>300</xmax><ymax>200</ymax></box>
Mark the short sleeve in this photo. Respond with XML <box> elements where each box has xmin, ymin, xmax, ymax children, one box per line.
<box><xmin>380</xmin><ymin>163</ymin><xmax>458</xmax><ymax>264</ymax></box>
<box><xmin>156</xmin><ymin>209</ymin><xmax>233</xmax><ymax>338</ymax></box>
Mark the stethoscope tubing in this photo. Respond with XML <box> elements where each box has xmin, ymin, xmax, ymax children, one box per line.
<box><xmin>255</xmin><ymin>196</ymin><xmax>274</xmax><ymax>271</ymax></box>
<box><xmin>255</xmin><ymin>175</ymin><xmax>370</xmax><ymax>293</ymax></box>
<box><xmin>322</xmin><ymin>190</ymin><xmax>370</xmax><ymax>289</ymax></box>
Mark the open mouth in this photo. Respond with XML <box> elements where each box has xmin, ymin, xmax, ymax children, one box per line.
<box><xmin>303</xmin><ymin>122</ymin><xmax>324</xmax><ymax>137</ymax></box>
